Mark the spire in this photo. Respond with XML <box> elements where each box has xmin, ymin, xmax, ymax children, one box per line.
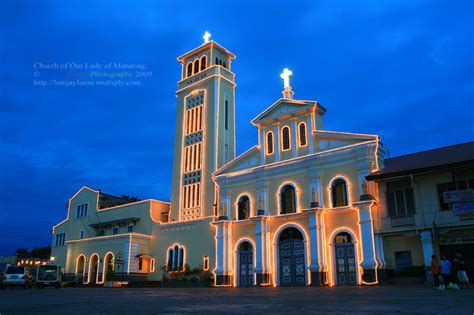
<box><xmin>280</xmin><ymin>68</ymin><xmax>294</xmax><ymax>100</ymax></box>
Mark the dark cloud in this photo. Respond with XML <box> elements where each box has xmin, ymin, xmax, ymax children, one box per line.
<box><xmin>0</xmin><ymin>0</ymin><xmax>472</xmax><ymax>255</ymax></box>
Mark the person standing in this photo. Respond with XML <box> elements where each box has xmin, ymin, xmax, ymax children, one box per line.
<box><xmin>455</xmin><ymin>253</ymin><xmax>470</xmax><ymax>289</ymax></box>
<box><xmin>431</xmin><ymin>254</ymin><xmax>440</xmax><ymax>288</ymax></box>
<box><xmin>439</xmin><ymin>256</ymin><xmax>452</xmax><ymax>290</ymax></box>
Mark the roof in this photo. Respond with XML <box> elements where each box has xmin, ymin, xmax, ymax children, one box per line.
<box><xmin>366</xmin><ymin>141</ymin><xmax>474</xmax><ymax>181</ymax></box>
<box><xmin>99</xmin><ymin>192</ymin><xmax>140</xmax><ymax>209</ymax></box>
<box><xmin>251</xmin><ymin>98</ymin><xmax>326</xmax><ymax>126</ymax></box>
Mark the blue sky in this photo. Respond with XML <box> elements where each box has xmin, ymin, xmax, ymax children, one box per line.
<box><xmin>0</xmin><ymin>0</ymin><xmax>473</xmax><ymax>256</ymax></box>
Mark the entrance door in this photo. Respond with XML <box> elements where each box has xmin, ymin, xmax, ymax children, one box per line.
<box><xmin>279</xmin><ymin>227</ymin><xmax>306</xmax><ymax>286</ymax></box>
<box><xmin>238</xmin><ymin>242</ymin><xmax>254</xmax><ymax>287</ymax></box>
<box><xmin>334</xmin><ymin>232</ymin><xmax>357</xmax><ymax>285</ymax></box>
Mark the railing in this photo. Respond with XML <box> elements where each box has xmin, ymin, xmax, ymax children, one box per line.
<box><xmin>390</xmin><ymin>215</ymin><xmax>415</xmax><ymax>227</ymax></box>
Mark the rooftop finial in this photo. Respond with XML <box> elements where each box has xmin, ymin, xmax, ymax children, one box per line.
<box><xmin>280</xmin><ymin>68</ymin><xmax>294</xmax><ymax>99</ymax></box>
<box><xmin>203</xmin><ymin>31</ymin><xmax>211</xmax><ymax>44</ymax></box>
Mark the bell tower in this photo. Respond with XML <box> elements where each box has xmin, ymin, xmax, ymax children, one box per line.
<box><xmin>169</xmin><ymin>33</ymin><xmax>236</xmax><ymax>221</ymax></box>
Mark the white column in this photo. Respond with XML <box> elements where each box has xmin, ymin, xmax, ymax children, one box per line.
<box><xmin>259</xmin><ymin>127</ymin><xmax>265</xmax><ymax>164</ymax></box>
<box><xmin>307</xmin><ymin>115</ymin><xmax>314</xmax><ymax>154</ymax></box>
<box><xmin>419</xmin><ymin>231</ymin><xmax>434</xmax><ymax>267</ymax></box>
<box><xmin>308</xmin><ymin>170</ymin><xmax>323</xmax><ymax>208</ymax></box>
<box><xmin>254</xmin><ymin>217</ymin><xmax>269</xmax><ymax>285</ymax></box>
<box><xmin>374</xmin><ymin>234</ymin><xmax>386</xmax><ymax>269</ymax></box>
<box><xmin>291</xmin><ymin>118</ymin><xmax>298</xmax><ymax>157</ymax></box>
<box><xmin>215</xmin><ymin>222</ymin><xmax>225</xmax><ymax>275</ymax></box>
<box><xmin>273</xmin><ymin>124</ymin><xmax>280</xmax><ymax>161</ymax></box>
<box><xmin>256</xmin><ymin>180</ymin><xmax>269</xmax><ymax>215</ymax></box>
<box><xmin>355</xmin><ymin>201</ymin><xmax>377</xmax><ymax>270</ymax></box>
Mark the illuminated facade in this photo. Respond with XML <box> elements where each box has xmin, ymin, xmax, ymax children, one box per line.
<box><xmin>51</xmin><ymin>34</ymin><xmax>388</xmax><ymax>287</ymax></box>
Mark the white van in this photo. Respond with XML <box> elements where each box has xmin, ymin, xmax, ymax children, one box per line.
<box><xmin>36</xmin><ymin>265</ymin><xmax>62</xmax><ymax>288</ymax></box>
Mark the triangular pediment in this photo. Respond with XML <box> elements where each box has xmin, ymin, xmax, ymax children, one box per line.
<box><xmin>252</xmin><ymin>99</ymin><xmax>324</xmax><ymax>125</ymax></box>
<box><xmin>214</xmin><ymin>146</ymin><xmax>261</xmax><ymax>175</ymax></box>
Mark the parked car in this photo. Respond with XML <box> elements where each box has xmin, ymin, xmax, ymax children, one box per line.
<box><xmin>0</xmin><ymin>271</ymin><xmax>6</xmax><ymax>289</ymax></box>
<box><xmin>3</xmin><ymin>265</ymin><xmax>33</xmax><ymax>289</ymax></box>
<box><xmin>36</xmin><ymin>264</ymin><xmax>62</xmax><ymax>288</ymax></box>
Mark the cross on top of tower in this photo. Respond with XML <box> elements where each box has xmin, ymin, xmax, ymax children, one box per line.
<box><xmin>280</xmin><ymin>68</ymin><xmax>293</xmax><ymax>88</ymax></box>
<box><xmin>203</xmin><ymin>31</ymin><xmax>211</xmax><ymax>43</ymax></box>
<box><xmin>280</xmin><ymin>68</ymin><xmax>294</xmax><ymax>100</ymax></box>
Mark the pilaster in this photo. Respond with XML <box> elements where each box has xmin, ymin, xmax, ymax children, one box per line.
<box><xmin>354</xmin><ymin>200</ymin><xmax>377</xmax><ymax>283</ymax></box>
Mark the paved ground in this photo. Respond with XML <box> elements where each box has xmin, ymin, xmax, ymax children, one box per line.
<box><xmin>0</xmin><ymin>285</ymin><xmax>472</xmax><ymax>314</ymax></box>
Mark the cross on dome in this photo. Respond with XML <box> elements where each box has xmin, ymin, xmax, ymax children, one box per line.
<box><xmin>203</xmin><ymin>31</ymin><xmax>211</xmax><ymax>43</ymax></box>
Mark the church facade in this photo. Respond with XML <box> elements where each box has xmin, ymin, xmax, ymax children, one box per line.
<box><xmin>51</xmin><ymin>35</ymin><xmax>387</xmax><ymax>287</ymax></box>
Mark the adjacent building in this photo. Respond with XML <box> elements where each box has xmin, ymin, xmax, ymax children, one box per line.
<box><xmin>367</xmin><ymin>142</ymin><xmax>474</xmax><ymax>281</ymax></box>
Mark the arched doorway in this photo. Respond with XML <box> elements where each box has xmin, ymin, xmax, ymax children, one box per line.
<box><xmin>89</xmin><ymin>254</ymin><xmax>99</xmax><ymax>284</ymax></box>
<box><xmin>103</xmin><ymin>253</ymin><xmax>114</xmax><ymax>282</ymax></box>
<box><xmin>237</xmin><ymin>242</ymin><xmax>254</xmax><ymax>287</ymax></box>
<box><xmin>278</xmin><ymin>227</ymin><xmax>305</xmax><ymax>286</ymax></box>
<box><xmin>334</xmin><ymin>232</ymin><xmax>357</xmax><ymax>285</ymax></box>
<box><xmin>76</xmin><ymin>255</ymin><xmax>85</xmax><ymax>284</ymax></box>
<box><xmin>237</xmin><ymin>196</ymin><xmax>250</xmax><ymax>220</ymax></box>
<box><xmin>280</xmin><ymin>185</ymin><xmax>296</xmax><ymax>214</ymax></box>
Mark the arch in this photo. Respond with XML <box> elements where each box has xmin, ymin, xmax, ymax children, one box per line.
<box><xmin>328</xmin><ymin>228</ymin><xmax>360</xmax><ymax>286</ymax></box>
<box><xmin>200</xmin><ymin>55</ymin><xmax>207</xmax><ymax>71</ymax></box>
<box><xmin>103</xmin><ymin>252</ymin><xmax>114</xmax><ymax>283</ymax></box>
<box><xmin>186</xmin><ymin>63</ymin><xmax>193</xmax><ymax>77</ymax></box>
<box><xmin>223</xmin><ymin>61</ymin><xmax>227</xmax><ymax>68</ymax></box>
<box><xmin>167</xmin><ymin>248</ymin><xmax>173</xmax><ymax>270</ymax></box>
<box><xmin>278</xmin><ymin>182</ymin><xmax>298</xmax><ymax>214</ymax></box>
<box><xmin>215</xmin><ymin>57</ymin><xmax>219</xmax><ymax>65</ymax></box>
<box><xmin>167</xmin><ymin>243</ymin><xmax>186</xmax><ymax>271</ymax></box>
<box><xmin>272</xmin><ymin>223</ymin><xmax>309</xmax><ymax>286</ymax></box>
<box><xmin>233</xmin><ymin>238</ymin><xmax>256</xmax><ymax>287</ymax></box>
<box><xmin>266</xmin><ymin>131</ymin><xmax>274</xmax><ymax>155</ymax></box>
<box><xmin>76</xmin><ymin>254</ymin><xmax>86</xmax><ymax>284</ymax></box>
<box><xmin>298</xmin><ymin>122</ymin><xmax>307</xmax><ymax>147</ymax></box>
<box><xmin>193</xmin><ymin>59</ymin><xmax>200</xmax><ymax>74</ymax></box>
<box><xmin>88</xmin><ymin>253</ymin><xmax>100</xmax><ymax>284</ymax></box>
<box><xmin>329</xmin><ymin>176</ymin><xmax>350</xmax><ymax>208</ymax></box>
<box><xmin>281</xmin><ymin>126</ymin><xmax>291</xmax><ymax>151</ymax></box>
<box><xmin>236</xmin><ymin>194</ymin><xmax>251</xmax><ymax>220</ymax></box>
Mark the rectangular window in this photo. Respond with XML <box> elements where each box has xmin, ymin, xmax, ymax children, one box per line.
<box><xmin>80</xmin><ymin>230</ymin><xmax>84</xmax><ymax>239</ymax></box>
<box><xmin>113</xmin><ymin>227</ymin><xmax>119</xmax><ymax>235</ymax></box>
<box><xmin>55</xmin><ymin>233</ymin><xmax>66</xmax><ymax>247</ymax></box>
<box><xmin>138</xmin><ymin>258</ymin><xmax>143</xmax><ymax>271</ymax></box>
<box><xmin>386</xmin><ymin>180</ymin><xmax>415</xmax><ymax>217</ymax></box>
<box><xmin>127</xmin><ymin>224</ymin><xmax>134</xmax><ymax>233</ymax></box>
<box><xmin>225</xmin><ymin>99</ymin><xmax>229</xmax><ymax>130</ymax></box>
<box><xmin>96</xmin><ymin>229</ymin><xmax>105</xmax><ymax>237</ymax></box>
<box><xmin>202</xmin><ymin>256</ymin><xmax>209</xmax><ymax>271</ymax></box>
<box><xmin>150</xmin><ymin>258</ymin><xmax>155</xmax><ymax>272</ymax></box>
<box><xmin>437</xmin><ymin>178</ymin><xmax>474</xmax><ymax>211</ymax></box>
<box><xmin>394</xmin><ymin>251</ymin><xmax>413</xmax><ymax>272</ymax></box>
<box><xmin>76</xmin><ymin>204</ymin><xmax>88</xmax><ymax>218</ymax></box>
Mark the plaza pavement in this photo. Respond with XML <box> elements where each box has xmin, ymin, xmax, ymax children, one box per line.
<box><xmin>0</xmin><ymin>285</ymin><xmax>472</xmax><ymax>314</ymax></box>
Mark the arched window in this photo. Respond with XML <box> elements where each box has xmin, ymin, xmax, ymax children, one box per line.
<box><xmin>193</xmin><ymin>59</ymin><xmax>200</xmax><ymax>74</ymax></box>
<box><xmin>280</xmin><ymin>184</ymin><xmax>296</xmax><ymax>214</ymax></box>
<box><xmin>186</xmin><ymin>63</ymin><xmax>193</xmax><ymax>77</ymax></box>
<box><xmin>266</xmin><ymin>132</ymin><xmax>274</xmax><ymax>155</ymax></box>
<box><xmin>200</xmin><ymin>56</ymin><xmax>207</xmax><ymax>71</ymax></box>
<box><xmin>178</xmin><ymin>248</ymin><xmax>184</xmax><ymax>270</ymax></box>
<box><xmin>223</xmin><ymin>61</ymin><xmax>227</xmax><ymax>68</ymax></box>
<box><xmin>331</xmin><ymin>178</ymin><xmax>349</xmax><ymax>207</ymax></box>
<box><xmin>167</xmin><ymin>248</ymin><xmax>173</xmax><ymax>270</ymax></box>
<box><xmin>237</xmin><ymin>195</ymin><xmax>250</xmax><ymax>220</ymax></box>
<box><xmin>282</xmin><ymin>126</ymin><xmax>291</xmax><ymax>151</ymax></box>
<box><xmin>215</xmin><ymin>57</ymin><xmax>219</xmax><ymax>65</ymax></box>
<box><xmin>167</xmin><ymin>245</ymin><xmax>185</xmax><ymax>271</ymax></box>
<box><xmin>219</xmin><ymin>59</ymin><xmax>223</xmax><ymax>66</ymax></box>
<box><xmin>298</xmin><ymin>122</ymin><xmax>307</xmax><ymax>147</ymax></box>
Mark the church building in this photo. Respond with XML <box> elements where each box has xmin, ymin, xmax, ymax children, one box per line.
<box><xmin>51</xmin><ymin>33</ymin><xmax>386</xmax><ymax>287</ymax></box>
